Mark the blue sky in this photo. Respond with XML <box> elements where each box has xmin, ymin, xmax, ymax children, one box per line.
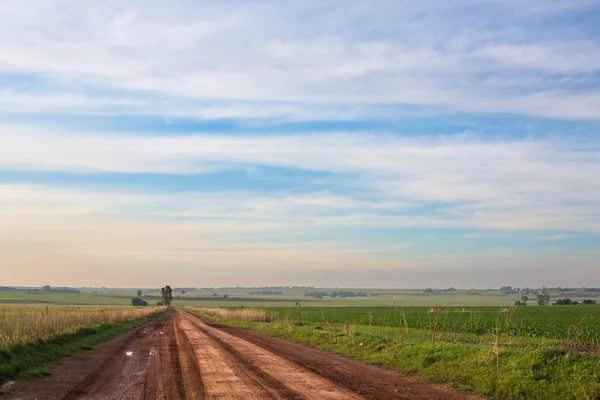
<box><xmin>1</xmin><ymin>0</ymin><xmax>599</xmax><ymax>288</ymax></box>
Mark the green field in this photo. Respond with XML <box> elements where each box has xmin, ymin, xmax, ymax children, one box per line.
<box><xmin>0</xmin><ymin>291</ymin><xmax>133</xmax><ymax>305</ymax></box>
<box><xmin>193</xmin><ymin>303</ymin><xmax>600</xmax><ymax>399</ymax></box>
<box><xmin>264</xmin><ymin>305</ymin><xmax>600</xmax><ymax>342</ymax></box>
<box><xmin>2</xmin><ymin>288</ymin><xmax>581</xmax><ymax>307</ymax></box>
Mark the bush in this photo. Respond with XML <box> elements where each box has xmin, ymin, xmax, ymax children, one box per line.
<box><xmin>555</xmin><ymin>298</ymin><xmax>572</xmax><ymax>305</ymax></box>
<box><xmin>131</xmin><ymin>297</ymin><xmax>148</xmax><ymax>307</ymax></box>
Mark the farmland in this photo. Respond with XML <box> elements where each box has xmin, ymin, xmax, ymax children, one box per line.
<box><xmin>2</xmin><ymin>291</ymin><xmax>600</xmax><ymax>399</ymax></box>
<box><xmin>264</xmin><ymin>305</ymin><xmax>600</xmax><ymax>342</ymax></box>
<box><xmin>2</xmin><ymin>287</ymin><xmax>587</xmax><ymax>307</ymax></box>
<box><xmin>192</xmin><ymin>304</ymin><xmax>600</xmax><ymax>399</ymax></box>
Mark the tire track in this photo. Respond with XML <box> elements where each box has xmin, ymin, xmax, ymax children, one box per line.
<box><xmin>177</xmin><ymin>315</ymin><xmax>296</xmax><ymax>399</ymax></box>
<box><xmin>177</xmin><ymin>309</ymin><xmax>363</xmax><ymax>400</ymax></box>
<box><xmin>60</xmin><ymin>320</ymin><xmax>163</xmax><ymax>400</ymax></box>
<box><xmin>172</xmin><ymin>315</ymin><xmax>205</xmax><ymax>400</ymax></box>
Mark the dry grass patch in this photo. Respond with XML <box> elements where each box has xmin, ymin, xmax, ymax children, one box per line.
<box><xmin>0</xmin><ymin>306</ymin><xmax>162</xmax><ymax>346</ymax></box>
<box><xmin>191</xmin><ymin>307</ymin><xmax>271</xmax><ymax>322</ymax></box>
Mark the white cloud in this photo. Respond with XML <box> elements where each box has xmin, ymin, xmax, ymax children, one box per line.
<box><xmin>1</xmin><ymin>1</ymin><xmax>600</xmax><ymax>286</ymax></box>
<box><xmin>0</xmin><ymin>1</ymin><xmax>599</xmax><ymax>119</ymax></box>
<box><xmin>541</xmin><ymin>234</ymin><xmax>574</xmax><ymax>240</ymax></box>
<box><xmin>1</xmin><ymin>123</ymin><xmax>599</xmax><ymax>232</ymax></box>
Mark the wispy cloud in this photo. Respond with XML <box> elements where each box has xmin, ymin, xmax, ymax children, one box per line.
<box><xmin>1</xmin><ymin>1</ymin><xmax>600</xmax><ymax>287</ymax></box>
<box><xmin>0</xmin><ymin>1</ymin><xmax>599</xmax><ymax>120</ymax></box>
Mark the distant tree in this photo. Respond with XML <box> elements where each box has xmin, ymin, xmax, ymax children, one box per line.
<box><xmin>181</xmin><ymin>290</ymin><xmax>186</xmax><ymax>297</ymax></box>
<box><xmin>583</xmin><ymin>299</ymin><xmax>597</xmax><ymax>305</ymax></box>
<box><xmin>212</xmin><ymin>293</ymin><xmax>218</xmax><ymax>297</ymax></box>
<box><xmin>137</xmin><ymin>290</ymin><xmax>143</xmax><ymax>297</ymax></box>
<box><xmin>160</xmin><ymin>285</ymin><xmax>173</xmax><ymax>306</ymax></box>
<box><xmin>537</xmin><ymin>290</ymin><xmax>550</xmax><ymax>306</ymax></box>
<box><xmin>131</xmin><ymin>297</ymin><xmax>148</xmax><ymax>306</ymax></box>
<box><xmin>223</xmin><ymin>294</ymin><xmax>228</xmax><ymax>299</ymax></box>
<box><xmin>520</xmin><ymin>295</ymin><xmax>529</xmax><ymax>305</ymax></box>
<box><xmin>42</xmin><ymin>285</ymin><xmax>51</xmax><ymax>291</ymax></box>
<box><xmin>156</xmin><ymin>301</ymin><xmax>163</xmax><ymax>306</ymax></box>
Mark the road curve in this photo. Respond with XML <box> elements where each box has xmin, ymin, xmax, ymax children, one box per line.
<box><xmin>9</xmin><ymin>308</ymin><xmax>478</xmax><ymax>400</ymax></box>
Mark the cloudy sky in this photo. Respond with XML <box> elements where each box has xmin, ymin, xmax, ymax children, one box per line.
<box><xmin>1</xmin><ymin>0</ymin><xmax>599</xmax><ymax>288</ymax></box>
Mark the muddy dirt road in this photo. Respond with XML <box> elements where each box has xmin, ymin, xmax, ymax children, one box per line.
<box><xmin>9</xmin><ymin>308</ymin><xmax>477</xmax><ymax>400</ymax></box>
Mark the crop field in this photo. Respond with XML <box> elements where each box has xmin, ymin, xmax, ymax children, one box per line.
<box><xmin>0</xmin><ymin>306</ymin><xmax>161</xmax><ymax>346</ymax></box>
<box><xmin>0</xmin><ymin>289</ymin><xmax>546</xmax><ymax>307</ymax></box>
<box><xmin>193</xmin><ymin>305</ymin><xmax>600</xmax><ymax>399</ymax></box>
<box><xmin>265</xmin><ymin>305</ymin><xmax>600</xmax><ymax>342</ymax></box>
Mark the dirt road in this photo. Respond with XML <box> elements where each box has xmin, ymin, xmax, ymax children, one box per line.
<box><xmin>9</xmin><ymin>308</ymin><xmax>477</xmax><ymax>400</ymax></box>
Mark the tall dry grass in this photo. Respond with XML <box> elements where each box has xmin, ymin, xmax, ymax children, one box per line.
<box><xmin>0</xmin><ymin>306</ymin><xmax>161</xmax><ymax>346</ymax></box>
<box><xmin>191</xmin><ymin>307</ymin><xmax>271</xmax><ymax>322</ymax></box>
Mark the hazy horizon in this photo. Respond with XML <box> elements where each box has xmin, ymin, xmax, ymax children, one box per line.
<box><xmin>1</xmin><ymin>1</ymin><xmax>599</xmax><ymax>288</ymax></box>
<box><xmin>5</xmin><ymin>284</ymin><xmax>596</xmax><ymax>291</ymax></box>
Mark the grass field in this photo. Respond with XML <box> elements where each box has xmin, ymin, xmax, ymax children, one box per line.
<box><xmin>192</xmin><ymin>305</ymin><xmax>600</xmax><ymax>400</ymax></box>
<box><xmin>0</xmin><ymin>306</ymin><xmax>162</xmax><ymax>346</ymax></box>
<box><xmin>1</xmin><ymin>288</ymin><xmax>579</xmax><ymax>307</ymax></box>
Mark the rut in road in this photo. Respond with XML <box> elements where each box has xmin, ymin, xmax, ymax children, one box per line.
<box><xmin>177</xmin><ymin>309</ymin><xmax>363</xmax><ymax>399</ymax></box>
<box><xmin>9</xmin><ymin>308</ymin><xmax>479</xmax><ymax>400</ymax></box>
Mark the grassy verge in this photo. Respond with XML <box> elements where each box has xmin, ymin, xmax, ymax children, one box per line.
<box><xmin>190</xmin><ymin>310</ymin><xmax>600</xmax><ymax>400</ymax></box>
<box><xmin>0</xmin><ymin>309</ymin><xmax>167</xmax><ymax>386</ymax></box>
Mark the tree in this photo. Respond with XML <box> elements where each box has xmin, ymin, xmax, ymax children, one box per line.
<box><xmin>42</xmin><ymin>285</ymin><xmax>51</xmax><ymax>291</ymax></box>
<box><xmin>156</xmin><ymin>301</ymin><xmax>163</xmax><ymax>306</ymax></box>
<box><xmin>537</xmin><ymin>290</ymin><xmax>550</xmax><ymax>306</ymax></box>
<box><xmin>181</xmin><ymin>290</ymin><xmax>186</xmax><ymax>297</ymax></box>
<box><xmin>520</xmin><ymin>295</ymin><xmax>529</xmax><ymax>305</ymax></box>
<box><xmin>131</xmin><ymin>297</ymin><xmax>148</xmax><ymax>306</ymax></box>
<box><xmin>137</xmin><ymin>290</ymin><xmax>143</xmax><ymax>297</ymax></box>
<box><xmin>223</xmin><ymin>294</ymin><xmax>228</xmax><ymax>299</ymax></box>
<box><xmin>160</xmin><ymin>285</ymin><xmax>173</xmax><ymax>306</ymax></box>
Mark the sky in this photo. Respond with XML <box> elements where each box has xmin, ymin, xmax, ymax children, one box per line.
<box><xmin>1</xmin><ymin>0</ymin><xmax>599</xmax><ymax>288</ymax></box>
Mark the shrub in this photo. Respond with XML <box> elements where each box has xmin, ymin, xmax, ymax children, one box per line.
<box><xmin>131</xmin><ymin>297</ymin><xmax>148</xmax><ymax>307</ymax></box>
